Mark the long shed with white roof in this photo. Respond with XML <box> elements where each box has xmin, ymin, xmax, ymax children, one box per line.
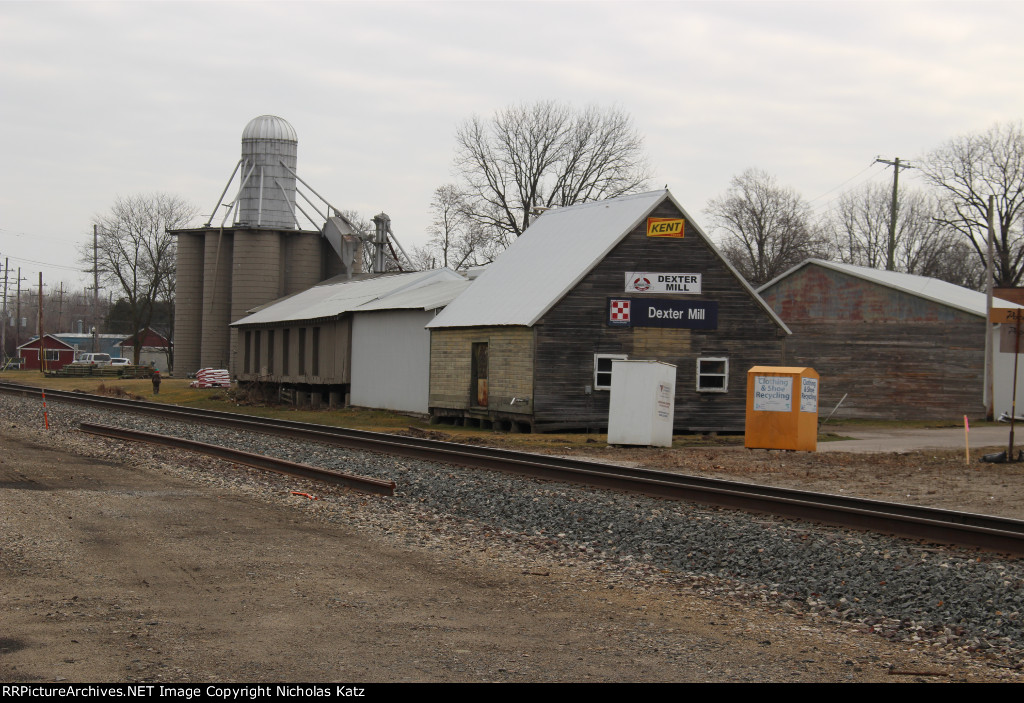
<box><xmin>426</xmin><ymin>189</ymin><xmax>789</xmax><ymax>433</ymax></box>
<box><xmin>231</xmin><ymin>268</ymin><xmax>467</xmax><ymax>412</ymax></box>
<box><xmin>758</xmin><ymin>258</ymin><xmax>1010</xmax><ymax>420</ymax></box>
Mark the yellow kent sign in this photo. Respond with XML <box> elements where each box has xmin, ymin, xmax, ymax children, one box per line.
<box><xmin>646</xmin><ymin>217</ymin><xmax>685</xmax><ymax>238</ymax></box>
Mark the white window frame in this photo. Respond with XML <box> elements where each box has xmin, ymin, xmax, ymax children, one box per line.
<box><xmin>696</xmin><ymin>357</ymin><xmax>728</xmax><ymax>393</ymax></box>
<box><xmin>38</xmin><ymin>348</ymin><xmax>60</xmax><ymax>362</ymax></box>
<box><xmin>594</xmin><ymin>353</ymin><xmax>627</xmax><ymax>391</ymax></box>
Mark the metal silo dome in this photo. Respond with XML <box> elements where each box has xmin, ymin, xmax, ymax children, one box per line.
<box><xmin>241</xmin><ymin>115</ymin><xmax>298</xmax><ymax>142</ymax></box>
<box><xmin>238</xmin><ymin>115</ymin><xmax>299</xmax><ymax>228</ymax></box>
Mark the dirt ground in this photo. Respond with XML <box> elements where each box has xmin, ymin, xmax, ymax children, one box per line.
<box><xmin>1</xmin><ymin>427</ymin><xmax>1014</xmax><ymax>683</ymax></box>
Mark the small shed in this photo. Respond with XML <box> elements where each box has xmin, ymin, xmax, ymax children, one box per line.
<box><xmin>119</xmin><ymin>328</ymin><xmax>172</xmax><ymax>371</ymax></box>
<box><xmin>426</xmin><ymin>189</ymin><xmax>790</xmax><ymax>432</ymax></box>
<box><xmin>758</xmin><ymin>259</ymin><xmax>1013</xmax><ymax>420</ymax></box>
<box><xmin>231</xmin><ymin>268</ymin><xmax>467</xmax><ymax>411</ymax></box>
<box><xmin>16</xmin><ymin>334</ymin><xmax>76</xmax><ymax>371</ymax></box>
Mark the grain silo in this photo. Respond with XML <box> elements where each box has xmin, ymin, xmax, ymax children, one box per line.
<box><xmin>171</xmin><ymin>115</ymin><xmax>362</xmax><ymax>377</ymax></box>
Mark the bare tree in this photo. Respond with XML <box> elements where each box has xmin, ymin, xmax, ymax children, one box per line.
<box><xmin>920</xmin><ymin>121</ymin><xmax>1024</xmax><ymax>286</ymax></box>
<box><xmin>413</xmin><ymin>185</ymin><xmax>505</xmax><ymax>271</ymax></box>
<box><xmin>454</xmin><ymin>101</ymin><xmax>652</xmax><ymax>242</ymax></box>
<box><xmin>84</xmin><ymin>194</ymin><xmax>197</xmax><ymax>364</ymax></box>
<box><xmin>705</xmin><ymin>169</ymin><xmax>826</xmax><ymax>285</ymax></box>
<box><xmin>825</xmin><ymin>182</ymin><xmax>981</xmax><ymax>286</ymax></box>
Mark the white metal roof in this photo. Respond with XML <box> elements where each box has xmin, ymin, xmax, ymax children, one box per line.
<box><xmin>355</xmin><ymin>278</ymin><xmax>472</xmax><ymax>312</ymax></box>
<box><xmin>428</xmin><ymin>189</ymin><xmax>789</xmax><ymax>331</ymax></box>
<box><xmin>231</xmin><ymin>268</ymin><xmax>464</xmax><ymax>326</ymax></box>
<box><xmin>758</xmin><ymin>258</ymin><xmax>1017</xmax><ymax>318</ymax></box>
<box><xmin>429</xmin><ymin>191</ymin><xmax>665</xmax><ymax>328</ymax></box>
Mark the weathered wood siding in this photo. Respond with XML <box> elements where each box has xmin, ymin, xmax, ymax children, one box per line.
<box><xmin>429</xmin><ymin>327</ymin><xmax>534</xmax><ymax>416</ymax></box>
<box><xmin>235</xmin><ymin>317</ymin><xmax>351</xmax><ymax>386</ymax></box>
<box><xmin>760</xmin><ymin>264</ymin><xmax>985</xmax><ymax>420</ymax></box>
<box><xmin>533</xmin><ymin>200</ymin><xmax>786</xmax><ymax>432</ymax></box>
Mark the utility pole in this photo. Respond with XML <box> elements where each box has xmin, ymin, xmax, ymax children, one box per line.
<box><xmin>986</xmin><ymin>195</ymin><xmax>996</xmax><ymax>420</ymax></box>
<box><xmin>56</xmin><ymin>282</ymin><xmax>65</xmax><ymax>333</ymax></box>
<box><xmin>93</xmin><ymin>223</ymin><xmax>101</xmax><ymax>352</ymax></box>
<box><xmin>37</xmin><ymin>272</ymin><xmax>45</xmax><ymax>372</ymax></box>
<box><xmin>875</xmin><ymin>157</ymin><xmax>914</xmax><ymax>271</ymax></box>
<box><xmin>15</xmin><ymin>267</ymin><xmax>24</xmax><ymax>359</ymax></box>
<box><xmin>1</xmin><ymin>257</ymin><xmax>7</xmax><ymax>363</ymax></box>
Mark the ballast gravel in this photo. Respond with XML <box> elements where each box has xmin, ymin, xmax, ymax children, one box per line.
<box><xmin>3</xmin><ymin>393</ymin><xmax>1023</xmax><ymax>674</ymax></box>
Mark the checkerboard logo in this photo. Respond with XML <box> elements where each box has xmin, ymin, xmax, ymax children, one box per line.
<box><xmin>610</xmin><ymin>299</ymin><xmax>631</xmax><ymax>323</ymax></box>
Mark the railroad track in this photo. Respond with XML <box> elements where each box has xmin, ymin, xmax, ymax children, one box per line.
<box><xmin>3</xmin><ymin>380</ymin><xmax>1024</xmax><ymax>554</ymax></box>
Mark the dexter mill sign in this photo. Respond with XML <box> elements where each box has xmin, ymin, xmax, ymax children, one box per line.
<box><xmin>624</xmin><ymin>273</ymin><xmax>702</xmax><ymax>294</ymax></box>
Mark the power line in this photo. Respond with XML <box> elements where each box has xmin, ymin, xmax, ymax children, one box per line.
<box><xmin>808</xmin><ymin>162</ymin><xmax>894</xmax><ymax>218</ymax></box>
<box><xmin>3</xmin><ymin>254</ymin><xmax>84</xmax><ymax>272</ymax></box>
<box><xmin>807</xmin><ymin>160</ymin><xmax>881</xmax><ymax>203</ymax></box>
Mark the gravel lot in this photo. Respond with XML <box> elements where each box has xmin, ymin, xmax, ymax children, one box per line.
<box><xmin>2</xmin><ymin>393</ymin><xmax>1023</xmax><ymax>682</ymax></box>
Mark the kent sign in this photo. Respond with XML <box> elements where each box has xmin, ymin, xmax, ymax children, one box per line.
<box><xmin>608</xmin><ymin>298</ymin><xmax>718</xmax><ymax>329</ymax></box>
<box><xmin>646</xmin><ymin>217</ymin><xmax>685</xmax><ymax>238</ymax></box>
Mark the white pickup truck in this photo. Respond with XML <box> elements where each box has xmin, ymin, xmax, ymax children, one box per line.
<box><xmin>72</xmin><ymin>353</ymin><xmax>112</xmax><ymax>366</ymax></box>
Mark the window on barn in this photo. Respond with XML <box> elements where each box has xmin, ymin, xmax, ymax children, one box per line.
<box><xmin>267</xmin><ymin>329</ymin><xmax>275</xmax><ymax>375</ymax></box>
<box><xmin>594</xmin><ymin>354</ymin><xmax>627</xmax><ymax>391</ymax></box>
<box><xmin>312</xmin><ymin>327</ymin><xmax>321</xmax><ymax>376</ymax></box>
<box><xmin>696</xmin><ymin>357</ymin><xmax>728</xmax><ymax>392</ymax></box>
<box><xmin>282</xmin><ymin>329</ymin><xmax>290</xmax><ymax>376</ymax></box>
<box><xmin>38</xmin><ymin>349</ymin><xmax>60</xmax><ymax>362</ymax></box>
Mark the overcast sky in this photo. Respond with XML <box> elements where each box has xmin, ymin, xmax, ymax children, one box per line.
<box><xmin>3</xmin><ymin>0</ymin><xmax>1024</xmax><ymax>296</ymax></box>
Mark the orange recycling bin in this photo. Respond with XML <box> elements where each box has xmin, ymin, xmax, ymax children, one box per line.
<box><xmin>745</xmin><ymin>366</ymin><xmax>819</xmax><ymax>452</ymax></box>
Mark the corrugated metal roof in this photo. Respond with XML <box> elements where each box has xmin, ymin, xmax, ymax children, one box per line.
<box><xmin>356</xmin><ymin>279</ymin><xmax>472</xmax><ymax>312</ymax></box>
<box><xmin>429</xmin><ymin>191</ymin><xmax>666</xmax><ymax>328</ymax></box>
<box><xmin>231</xmin><ymin>268</ymin><xmax>464</xmax><ymax>326</ymax></box>
<box><xmin>758</xmin><ymin>258</ymin><xmax>1016</xmax><ymax>317</ymax></box>
<box><xmin>428</xmin><ymin>189</ymin><xmax>789</xmax><ymax>332</ymax></box>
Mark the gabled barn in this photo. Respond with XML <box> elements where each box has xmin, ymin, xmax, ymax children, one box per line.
<box><xmin>758</xmin><ymin>259</ymin><xmax>1006</xmax><ymax>420</ymax></box>
<box><xmin>119</xmin><ymin>328</ymin><xmax>172</xmax><ymax>371</ymax></box>
<box><xmin>16</xmin><ymin>334</ymin><xmax>76</xmax><ymax>371</ymax></box>
<box><xmin>426</xmin><ymin>189</ymin><xmax>789</xmax><ymax>433</ymax></box>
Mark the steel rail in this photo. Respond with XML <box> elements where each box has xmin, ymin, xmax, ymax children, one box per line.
<box><xmin>78</xmin><ymin>422</ymin><xmax>395</xmax><ymax>496</ymax></box>
<box><xmin>4</xmin><ymin>381</ymin><xmax>1024</xmax><ymax>553</ymax></box>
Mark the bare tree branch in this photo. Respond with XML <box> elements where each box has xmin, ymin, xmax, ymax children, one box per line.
<box><xmin>822</xmin><ymin>182</ymin><xmax>982</xmax><ymax>287</ymax></box>
<box><xmin>919</xmin><ymin>121</ymin><xmax>1024</xmax><ymax>286</ymax></box>
<box><xmin>705</xmin><ymin>169</ymin><xmax>827</xmax><ymax>285</ymax></box>
<box><xmin>81</xmin><ymin>194</ymin><xmax>197</xmax><ymax>364</ymax></box>
<box><xmin>454</xmin><ymin>101</ymin><xmax>652</xmax><ymax>243</ymax></box>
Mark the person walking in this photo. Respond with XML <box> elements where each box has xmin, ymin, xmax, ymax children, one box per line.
<box><xmin>152</xmin><ymin>369</ymin><xmax>161</xmax><ymax>395</ymax></box>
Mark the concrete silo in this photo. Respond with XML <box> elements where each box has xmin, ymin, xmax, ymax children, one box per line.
<box><xmin>171</xmin><ymin>115</ymin><xmax>360</xmax><ymax>377</ymax></box>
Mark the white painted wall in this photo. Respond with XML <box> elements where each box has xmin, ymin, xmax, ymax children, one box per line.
<box><xmin>350</xmin><ymin>309</ymin><xmax>434</xmax><ymax>414</ymax></box>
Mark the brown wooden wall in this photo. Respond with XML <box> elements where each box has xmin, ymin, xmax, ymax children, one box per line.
<box><xmin>760</xmin><ymin>264</ymin><xmax>986</xmax><ymax>420</ymax></box>
<box><xmin>235</xmin><ymin>317</ymin><xmax>351</xmax><ymax>386</ymax></box>
<box><xmin>532</xmin><ymin>200</ymin><xmax>786</xmax><ymax>431</ymax></box>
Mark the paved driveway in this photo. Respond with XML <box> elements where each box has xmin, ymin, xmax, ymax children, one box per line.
<box><xmin>818</xmin><ymin>424</ymin><xmax>1018</xmax><ymax>453</ymax></box>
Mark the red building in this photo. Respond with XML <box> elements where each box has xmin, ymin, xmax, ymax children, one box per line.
<box><xmin>119</xmin><ymin>328</ymin><xmax>172</xmax><ymax>371</ymax></box>
<box><xmin>16</xmin><ymin>335</ymin><xmax>77</xmax><ymax>371</ymax></box>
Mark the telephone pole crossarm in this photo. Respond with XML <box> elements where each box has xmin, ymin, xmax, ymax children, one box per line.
<box><xmin>875</xmin><ymin>156</ymin><xmax>915</xmax><ymax>271</ymax></box>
